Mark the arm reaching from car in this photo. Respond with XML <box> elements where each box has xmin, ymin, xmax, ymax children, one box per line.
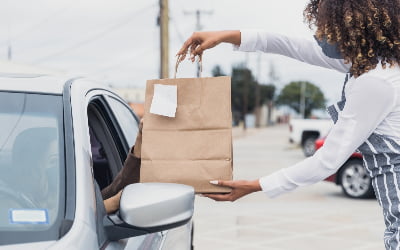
<box><xmin>102</xmin><ymin>120</ymin><xmax>143</xmax><ymax>213</ymax></box>
<box><xmin>104</xmin><ymin>191</ymin><xmax>122</xmax><ymax>214</ymax></box>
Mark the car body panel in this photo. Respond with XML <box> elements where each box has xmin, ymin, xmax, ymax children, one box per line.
<box><xmin>0</xmin><ymin>240</ymin><xmax>56</xmax><ymax>250</ymax></box>
<box><xmin>0</xmin><ymin>74</ymin><xmax>66</xmax><ymax>94</ymax></box>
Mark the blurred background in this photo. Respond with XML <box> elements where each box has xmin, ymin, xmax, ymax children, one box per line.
<box><xmin>0</xmin><ymin>0</ymin><xmax>346</xmax><ymax>124</ymax></box>
<box><xmin>0</xmin><ymin>2</ymin><xmax>385</xmax><ymax>249</ymax></box>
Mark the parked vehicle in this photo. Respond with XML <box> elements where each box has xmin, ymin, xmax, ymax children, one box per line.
<box><xmin>289</xmin><ymin>118</ymin><xmax>333</xmax><ymax>157</ymax></box>
<box><xmin>0</xmin><ymin>74</ymin><xmax>194</xmax><ymax>249</ymax></box>
<box><xmin>315</xmin><ymin>138</ymin><xmax>375</xmax><ymax>199</ymax></box>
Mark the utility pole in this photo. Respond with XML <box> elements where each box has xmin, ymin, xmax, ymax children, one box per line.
<box><xmin>241</xmin><ymin>54</ymin><xmax>251</xmax><ymax>130</ymax></box>
<box><xmin>159</xmin><ymin>0</ymin><xmax>169</xmax><ymax>79</ymax></box>
<box><xmin>7</xmin><ymin>25</ymin><xmax>12</xmax><ymax>61</ymax></box>
<box><xmin>300</xmin><ymin>81</ymin><xmax>306</xmax><ymax>118</ymax></box>
<box><xmin>184</xmin><ymin>9</ymin><xmax>213</xmax><ymax>77</ymax></box>
<box><xmin>267</xmin><ymin>63</ymin><xmax>279</xmax><ymax>125</ymax></box>
<box><xmin>242</xmin><ymin>69</ymin><xmax>250</xmax><ymax>131</ymax></box>
<box><xmin>7</xmin><ymin>43</ymin><xmax>12</xmax><ymax>61</ymax></box>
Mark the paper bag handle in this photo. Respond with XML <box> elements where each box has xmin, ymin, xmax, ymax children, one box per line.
<box><xmin>174</xmin><ymin>54</ymin><xmax>203</xmax><ymax>79</ymax></box>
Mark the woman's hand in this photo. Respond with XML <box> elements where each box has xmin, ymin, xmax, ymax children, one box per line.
<box><xmin>204</xmin><ymin>179</ymin><xmax>262</xmax><ymax>202</ymax></box>
<box><xmin>176</xmin><ymin>30</ymin><xmax>241</xmax><ymax>63</ymax></box>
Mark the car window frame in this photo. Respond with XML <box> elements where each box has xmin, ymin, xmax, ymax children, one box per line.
<box><xmin>85</xmin><ymin>90</ymin><xmax>164</xmax><ymax>249</ymax></box>
<box><xmin>104</xmin><ymin>95</ymin><xmax>140</xmax><ymax>150</ymax></box>
<box><xmin>88</xmin><ymin>98</ymin><xmax>124</xmax><ymax>179</ymax></box>
<box><xmin>85</xmin><ymin>90</ymin><xmax>137</xmax><ymax>247</ymax></box>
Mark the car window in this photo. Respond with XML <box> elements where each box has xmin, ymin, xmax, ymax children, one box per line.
<box><xmin>87</xmin><ymin>100</ymin><xmax>123</xmax><ymax>188</ymax></box>
<box><xmin>87</xmin><ymin>96</ymin><xmax>135</xmax><ymax>247</ymax></box>
<box><xmin>0</xmin><ymin>91</ymin><xmax>65</xmax><ymax>245</ymax></box>
<box><xmin>105</xmin><ymin>96</ymin><xmax>139</xmax><ymax>147</ymax></box>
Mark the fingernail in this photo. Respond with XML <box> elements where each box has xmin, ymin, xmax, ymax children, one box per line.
<box><xmin>210</xmin><ymin>180</ymin><xmax>218</xmax><ymax>185</ymax></box>
<box><xmin>197</xmin><ymin>194</ymin><xmax>205</xmax><ymax>197</ymax></box>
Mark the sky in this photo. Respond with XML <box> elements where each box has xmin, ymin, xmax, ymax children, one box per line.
<box><xmin>0</xmin><ymin>0</ymin><xmax>346</xmax><ymax>103</ymax></box>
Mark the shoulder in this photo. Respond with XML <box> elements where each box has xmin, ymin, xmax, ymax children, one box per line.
<box><xmin>352</xmin><ymin>64</ymin><xmax>400</xmax><ymax>90</ymax></box>
<box><xmin>348</xmin><ymin>66</ymin><xmax>396</xmax><ymax>99</ymax></box>
<box><xmin>360</xmin><ymin>63</ymin><xmax>400</xmax><ymax>82</ymax></box>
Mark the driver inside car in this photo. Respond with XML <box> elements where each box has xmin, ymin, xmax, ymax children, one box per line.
<box><xmin>0</xmin><ymin>127</ymin><xmax>60</xmax><ymax>225</ymax></box>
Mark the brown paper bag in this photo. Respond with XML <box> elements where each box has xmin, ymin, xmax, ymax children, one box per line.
<box><xmin>140</xmin><ymin>65</ymin><xmax>233</xmax><ymax>193</ymax></box>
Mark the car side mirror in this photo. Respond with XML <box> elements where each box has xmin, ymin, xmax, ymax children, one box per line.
<box><xmin>103</xmin><ymin>183</ymin><xmax>194</xmax><ymax>241</ymax></box>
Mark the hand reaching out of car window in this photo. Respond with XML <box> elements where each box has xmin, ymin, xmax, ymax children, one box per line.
<box><xmin>204</xmin><ymin>179</ymin><xmax>262</xmax><ymax>202</ymax></box>
<box><xmin>176</xmin><ymin>30</ymin><xmax>241</xmax><ymax>63</ymax></box>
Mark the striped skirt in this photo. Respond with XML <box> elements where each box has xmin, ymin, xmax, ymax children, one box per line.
<box><xmin>359</xmin><ymin>133</ymin><xmax>400</xmax><ymax>250</ymax></box>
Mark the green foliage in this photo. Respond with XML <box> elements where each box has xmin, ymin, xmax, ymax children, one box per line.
<box><xmin>211</xmin><ymin>65</ymin><xmax>276</xmax><ymax>123</ymax></box>
<box><xmin>211</xmin><ymin>65</ymin><xmax>225</xmax><ymax>77</ymax></box>
<box><xmin>276</xmin><ymin>81</ymin><xmax>326</xmax><ymax>118</ymax></box>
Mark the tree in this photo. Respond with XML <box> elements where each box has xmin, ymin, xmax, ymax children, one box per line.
<box><xmin>211</xmin><ymin>65</ymin><xmax>225</xmax><ymax>77</ymax></box>
<box><xmin>211</xmin><ymin>65</ymin><xmax>276</xmax><ymax>125</ymax></box>
<box><xmin>276</xmin><ymin>81</ymin><xmax>326</xmax><ymax>118</ymax></box>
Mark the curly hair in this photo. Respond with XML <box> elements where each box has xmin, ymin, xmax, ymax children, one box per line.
<box><xmin>304</xmin><ymin>0</ymin><xmax>400</xmax><ymax>77</ymax></box>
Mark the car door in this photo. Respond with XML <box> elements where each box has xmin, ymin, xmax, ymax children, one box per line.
<box><xmin>85</xmin><ymin>89</ymin><xmax>164</xmax><ymax>250</ymax></box>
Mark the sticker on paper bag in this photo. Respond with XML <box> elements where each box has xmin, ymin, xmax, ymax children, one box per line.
<box><xmin>9</xmin><ymin>209</ymin><xmax>49</xmax><ymax>224</ymax></box>
<box><xmin>150</xmin><ymin>84</ymin><xmax>177</xmax><ymax>117</ymax></box>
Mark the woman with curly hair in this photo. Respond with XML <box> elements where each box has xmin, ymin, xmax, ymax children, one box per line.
<box><xmin>177</xmin><ymin>0</ymin><xmax>400</xmax><ymax>248</ymax></box>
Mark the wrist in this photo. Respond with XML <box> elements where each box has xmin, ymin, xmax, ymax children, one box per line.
<box><xmin>220</xmin><ymin>30</ymin><xmax>241</xmax><ymax>46</ymax></box>
<box><xmin>249</xmin><ymin>179</ymin><xmax>262</xmax><ymax>192</ymax></box>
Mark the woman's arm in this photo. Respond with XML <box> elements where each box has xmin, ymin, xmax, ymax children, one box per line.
<box><xmin>177</xmin><ymin>30</ymin><xmax>350</xmax><ymax>73</ymax></box>
<box><xmin>207</xmin><ymin>75</ymin><xmax>396</xmax><ymax>201</ymax></box>
<box><xmin>261</xmin><ymin>75</ymin><xmax>395</xmax><ymax>197</ymax></box>
<box><xmin>237</xmin><ymin>30</ymin><xmax>350</xmax><ymax>73</ymax></box>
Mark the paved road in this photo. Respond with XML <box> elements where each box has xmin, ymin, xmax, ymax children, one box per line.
<box><xmin>193</xmin><ymin>125</ymin><xmax>385</xmax><ymax>250</ymax></box>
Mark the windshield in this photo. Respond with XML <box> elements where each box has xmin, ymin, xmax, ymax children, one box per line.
<box><xmin>0</xmin><ymin>91</ymin><xmax>65</xmax><ymax>244</ymax></box>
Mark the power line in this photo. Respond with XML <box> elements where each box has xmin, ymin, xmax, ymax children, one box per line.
<box><xmin>90</xmin><ymin>47</ymin><xmax>154</xmax><ymax>74</ymax></box>
<box><xmin>184</xmin><ymin>10</ymin><xmax>213</xmax><ymax>31</ymax></box>
<box><xmin>32</xmin><ymin>3</ymin><xmax>157</xmax><ymax>64</ymax></box>
<box><xmin>170</xmin><ymin>17</ymin><xmax>185</xmax><ymax>43</ymax></box>
<box><xmin>184</xmin><ymin>9</ymin><xmax>213</xmax><ymax>77</ymax></box>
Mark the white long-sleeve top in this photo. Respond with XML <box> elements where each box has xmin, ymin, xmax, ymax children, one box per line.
<box><xmin>235</xmin><ymin>29</ymin><xmax>400</xmax><ymax>198</ymax></box>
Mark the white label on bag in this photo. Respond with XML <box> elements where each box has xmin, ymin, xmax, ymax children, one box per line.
<box><xmin>150</xmin><ymin>84</ymin><xmax>177</xmax><ymax>117</ymax></box>
<box><xmin>9</xmin><ymin>209</ymin><xmax>49</xmax><ymax>224</ymax></box>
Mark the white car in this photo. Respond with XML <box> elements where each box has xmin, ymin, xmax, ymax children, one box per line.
<box><xmin>0</xmin><ymin>74</ymin><xmax>194</xmax><ymax>249</ymax></box>
<box><xmin>289</xmin><ymin>118</ymin><xmax>333</xmax><ymax>157</ymax></box>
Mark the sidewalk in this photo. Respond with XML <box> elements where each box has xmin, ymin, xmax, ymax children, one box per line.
<box><xmin>193</xmin><ymin>125</ymin><xmax>384</xmax><ymax>250</ymax></box>
<box><xmin>232</xmin><ymin>126</ymin><xmax>260</xmax><ymax>139</ymax></box>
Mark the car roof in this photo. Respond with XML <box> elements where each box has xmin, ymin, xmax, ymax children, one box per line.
<box><xmin>0</xmin><ymin>73</ymin><xmax>76</xmax><ymax>94</ymax></box>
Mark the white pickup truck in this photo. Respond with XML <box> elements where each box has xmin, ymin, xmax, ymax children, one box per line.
<box><xmin>289</xmin><ymin>118</ymin><xmax>333</xmax><ymax>157</ymax></box>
